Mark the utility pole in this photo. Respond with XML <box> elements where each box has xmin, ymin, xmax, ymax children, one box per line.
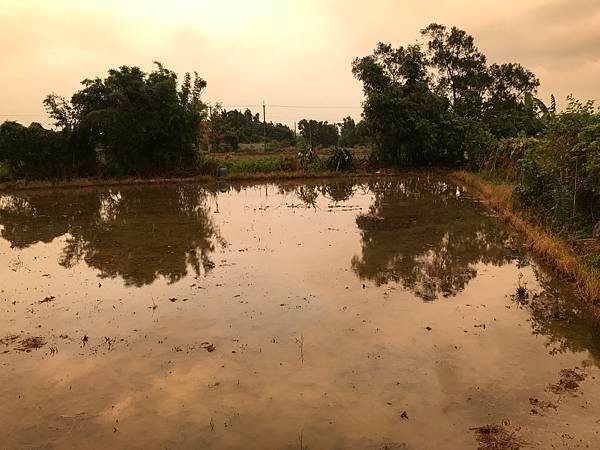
<box><xmin>208</xmin><ymin>102</ymin><xmax>212</xmax><ymax>153</ymax></box>
<box><xmin>309</xmin><ymin>120</ymin><xmax>312</xmax><ymax>148</ymax></box>
<box><xmin>262</xmin><ymin>100</ymin><xmax>266</xmax><ymax>151</ymax></box>
<box><xmin>294</xmin><ymin>122</ymin><xmax>297</xmax><ymax>138</ymax></box>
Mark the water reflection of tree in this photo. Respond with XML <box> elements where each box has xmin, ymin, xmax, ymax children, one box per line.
<box><xmin>274</xmin><ymin>180</ymin><xmax>358</xmax><ymax>207</ymax></box>
<box><xmin>0</xmin><ymin>185</ymin><xmax>224</xmax><ymax>286</ymax></box>
<box><xmin>351</xmin><ymin>176</ymin><xmax>518</xmax><ymax>300</ymax></box>
<box><xmin>522</xmin><ymin>267</ymin><xmax>600</xmax><ymax>362</ymax></box>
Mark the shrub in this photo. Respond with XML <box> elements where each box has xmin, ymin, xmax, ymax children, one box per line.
<box><xmin>297</xmin><ymin>147</ymin><xmax>322</xmax><ymax>171</ymax></box>
<box><xmin>513</xmin><ymin>97</ymin><xmax>600</xmax><ymax>235</ymax></box>
<box><xmin>198</xmin><ymin>158</ymin><xmax>220</xmax><ymax>176</ymax></box>
<box><xmin>327</xmin><ymin>147</ymin><xmax>354</xmax><ymax>171</ymax></box>
<box><xmin>480</xmin><ymin>137</ymin><xmax>537</xmax><ymax>181</ymax></box>
<box><xmin>0</xmin><ymin>121</ymin><xmax>72</xmax><ymax>179</ymax></box>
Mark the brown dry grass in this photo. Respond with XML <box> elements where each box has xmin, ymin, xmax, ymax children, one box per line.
<box><xmin>452</xmin><ymin>171</ymin><xmax>600</xmax><ymax>304</ymax></box>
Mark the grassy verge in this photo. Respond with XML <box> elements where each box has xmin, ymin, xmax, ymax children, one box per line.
<box><xmin>206</xmin><ymin>155</ymin><xmax>299</xmax><ymax>174</ymax></box>
<box><xmin>452</xmin><ymin>170</ymin><xmax>600</xmax><ymax>303</ymax></box>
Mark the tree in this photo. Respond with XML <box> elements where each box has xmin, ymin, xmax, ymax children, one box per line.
<box><xmin>44</xmin><ymin>62</ymin><xmax>208</xmax><ymax>176</ymax></box>
<box><xmin>483</xmin><ymin>63</ymin><xmax>541</xmax><ymax>137</ymax></box>
<box><xmin>352</xmin><ymin>43</ymin><xmax>464</xmax><ymax>166</ymax></box>
<box><xmin>298</xmin><ymin>119</ymin><xmax>338</xmax><ymax>147</ymax></box>
<box><xmin>0</xmin><ymin>121</ymin><xmax>69</xmax><ymax>179</ymax></box>
<box><xmin>207</xmin><ymin>107</ymin><xmax>295</xmax><ymax>151</ymax></box>
<box><xmin>339</xmin><ymin>117</ymin><xmax>357</xmax><ymax>147</ymax></box>
<box><xmin>421</xmin><ymin>23</ymin><xmax>489</xmax><ymax>118</ymax></box>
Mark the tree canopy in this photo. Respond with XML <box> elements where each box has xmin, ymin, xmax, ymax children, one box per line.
<box><xmin>298</xmin><ymin>119</ymin><xmax>338</xmax><ymax>147</ymax></box>
<box><xmin>352</xmin><ymin>23</ymin><xmax>543</xmax><ymax>166</ymax></box>
<box><xmin>0</xmin><ymin>62</ymin><xmax>207</xmax><ymax>179</ymax></box>
<box><xmin>208</xmin><ymin>106</ymin><xmax>295</xmax><ymax>151</ymax></box>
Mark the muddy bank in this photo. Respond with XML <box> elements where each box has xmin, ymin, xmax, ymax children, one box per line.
<box><xmin>0</xmin><ymin>169</ymin><xmax>407</xmax><ymax>193</ymax></box>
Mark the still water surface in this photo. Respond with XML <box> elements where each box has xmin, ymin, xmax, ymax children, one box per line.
<box><xmin>1</xmin><ymin>175</ymin><xmax>599</xmax><ymax>449</ymax></box>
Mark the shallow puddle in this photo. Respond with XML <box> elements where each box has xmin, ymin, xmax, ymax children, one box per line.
<box><xmin>1</xmin><ymin>175</ymin><xmax>599</xmax><ymax>449</ymax></box>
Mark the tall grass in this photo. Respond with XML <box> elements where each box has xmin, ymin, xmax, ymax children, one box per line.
<box><xmin>214</xmin><ymin>155</ymin><xmax>300</xmax><ymax>173</ymax></box>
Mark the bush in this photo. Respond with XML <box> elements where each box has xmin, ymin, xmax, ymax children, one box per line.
<box><xmin>197</xmin><ymin>158</ymin><xmax>220</xmax><ymax>176</ymax></box>
<box><xmin>327</xmin><ymin>147</ymin><xmax>354</xmax><ymax>171</ymax></box>
<box><xmin>297</xmin><ymin>147</ymin><xmax>322</xmax><ymax>171</ymax></box>
<box><xmin>479</xmin><ymin>137</ymin><xmax>537</xmax><ymax>181</ymax></box>
<box><xmin>0</xmin><ymin>121</ymin><xmax>71</xmax><ymax>179</ymax></box>
<box><xmin>217</xmin><ymin>155</ymin><xmax>300</xmax><ymax>174</ymax></box>
<box><xmin>513</xmin><ymin>97</ymin><xmax>600</xmax><ymax>235</ymax></box>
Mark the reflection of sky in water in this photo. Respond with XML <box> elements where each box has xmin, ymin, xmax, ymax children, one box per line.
<box><xmin>1</xmin><ymin>177</ymin><xmax>600</xmax><ymax>449</ymax></box>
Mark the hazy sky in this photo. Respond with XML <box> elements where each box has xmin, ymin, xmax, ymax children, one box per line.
<box><xmin>1</xmin><ymin>0</ymin><xmax>599</xmax><ymax>127</ymax></box>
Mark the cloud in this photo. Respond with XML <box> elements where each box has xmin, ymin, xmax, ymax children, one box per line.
<box><xmin>0</xmin><ymin>0</ymin><xmax>598</xmax><ymax>127</ymax></box>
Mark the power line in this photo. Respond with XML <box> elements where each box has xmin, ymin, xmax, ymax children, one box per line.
<box><xmin>210</xmin><ymin>104</ymin><xmax>362</xmax><ymax>109</ymax></box>
<box><xmin>0</xmin><ymin>104</ymin><xmax>363</xmax><ymax>116</ymax></box>
<box><xmin>0</xmin><ymin>113</ymin><xmax>47</xmax><ymax>117</ymax></box>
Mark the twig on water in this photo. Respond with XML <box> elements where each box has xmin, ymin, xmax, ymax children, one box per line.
<box><xmin>295</xmin><ymin>334</ymin><xmax>304</xmax><ymax>364</ymax></box>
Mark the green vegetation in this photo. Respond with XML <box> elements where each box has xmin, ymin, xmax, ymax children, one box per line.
<box><xmin>472</xmin><ymin>97</ymin><xmax>600</xmax><ymax>240</ymax></box>
<box><xmin>297</xmin><ymin>119</ymin><xmax>338</xmax><ymax>147</ymax></box>
<box><xmin>326</xmin><ymin>147</ymin><xmax>354</xmax><ymax>172</ymax></box>
<box><xmin>0</xmin><ymin>62</ymin><xmax>207</xmax><ymax>179</ymax></box>
<box><xmin>339</xmin><ymin>117</ymin><xmax>369</xmax><ymax>147</ymax></box>
<box><xmin>350</xmin><ymin>22</ymin><xmax>599</xmax><ymax>290</ymax></box>
<box><xmin>352</xmin><ymin>24</ymin><xmax>541</xmax><ymax>167</ymax></box>
<box><xmin>452</xmin><ymin>97</ymin><xmax>600</xmax><ymax>300</ymax></box>
<box><xmin>0</xmin><ymin>122</ymin><xmax>73</xmax><ymax>179</ymax></box>
<box><xmin>207</xmin><ymin>155</ymin><xmax>299</xmax><ymax>174</ymax></box>
<box><xmin>208</xmin><ymin>106</ymin><xmax>295</xmax><ymax>151</ymax></box>
<box><xmin>514</xmin><ymin>98</ymin><xmax>599</xmax><ymax>237</ymax></box>
<box><xmin>0</xmin><ymin>23</ymin><xmax>597</xmax><ymax>254</ymax></box>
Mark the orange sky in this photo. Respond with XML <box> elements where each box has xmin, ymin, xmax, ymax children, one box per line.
<box><xmin>1</xmin><ymin>0</ymin><xmax>599</xmax><ymax>127</ymax></box>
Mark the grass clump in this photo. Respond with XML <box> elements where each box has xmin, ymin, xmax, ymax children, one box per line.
<box><xmin>205</xmin><ymin>155</ymin><xmax>301</xmax><ymax>174</ymax></box>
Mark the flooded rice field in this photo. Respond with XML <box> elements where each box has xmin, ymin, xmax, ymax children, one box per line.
<box><xmin>1</xmin><ymin>175</ymin><xmax>600</xmax><ymax>449</ymax></box>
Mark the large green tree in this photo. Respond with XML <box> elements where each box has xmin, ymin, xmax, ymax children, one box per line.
<box><xmin>353</xmin><ymin>24</ymin><xmax>543</xmax><ymax>167</ymax></box>
<box><xmin>352</xmin><ymin>43</ymin><xmax>464</xmax><ymax>166</ymax></box>
<box><xmin>68</xmin><ymin>63</ymin><xmax>207</xmax><ymax>175</ymax></box>
<box><xmin>42</xmin><ymin>62</ymin><xmax>207</xmax><ymax>176</ymax></box>
<box><xmin>421</xmin><ymin>23</ymin><xmax>489</xmax><ymax>119</ymax></box>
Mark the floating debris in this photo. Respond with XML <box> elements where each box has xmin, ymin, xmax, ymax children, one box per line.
<box><xmin>549</xmin><ymin>368</ymin><xmax>587</xmax><ymax>394</ymax></box>
<box><xmin>16</xmin><ymin>336</ymin><xmax>46</xmax><ymax>352</ymax></box>
<box><xmin>471</xmin><ymin>419</ymin><xmax>525</xmax><ymax>449</ymax></box>
<box><xmin>0</xmin><ymin>334</ymin><xmax>20</xmax><ymax>346</ymax></box>
<box><xmin>200</xmin><ymin>342</ymin><xmax>216</xmax><ymax>352</ymax></box>
<box><xmin>529</xmin><ymin>397</ymin><xmax>557</xmax><ymax>411</ymax></box>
